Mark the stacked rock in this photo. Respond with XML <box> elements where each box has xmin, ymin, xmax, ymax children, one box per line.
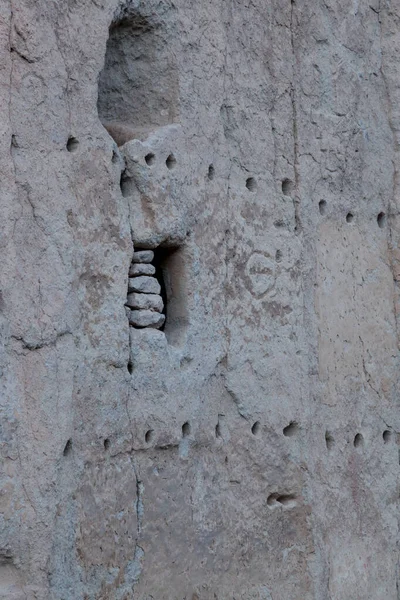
<box><xmin>126</xmin><ymin>250</ymin><xmax>165</xmax><ymax>329</ymax></box>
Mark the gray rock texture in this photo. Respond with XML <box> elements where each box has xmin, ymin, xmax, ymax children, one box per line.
<box><xmin>1</xmin><ymin>0</ymin><xmax>400</xmax><ymax>599</ymax></box>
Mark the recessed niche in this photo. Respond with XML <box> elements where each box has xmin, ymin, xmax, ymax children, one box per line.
<box><xmin>97</xmin><ymin>7</ymin><xmax>179</xmax><ymax>146</ymax></box>
<box><xmin>283</xmin><ymin>421</ymin><xmax>299</xmax><ymax>437</ymax></box>
<box><xmin>246</xmin><ymin>177</ymin><xmax>257</xmax><ymax>192</ymax></box>
<box><xmin>282</xmin><ymin>179</ymin><xmax>294</xmax><ymax>196</ymax></box>
<box><xmin>145</xmin><ymin>429</ymin><xmax>154</xmax><ymax>444</ymax></box>
<box><xmin>267</xmin><ymin>493</ymin><xmax>297</xmax><ymax>508</ymax></box>
<box><xmin>251</xmin><ymin>421</ymin><xmax>261</xmax><ymax>436</ymax></box>
<box><xmin>120</xmin><ymin>171</ymin><xmax>135</xmax><ymax>198</ymax></box>
<box><xmin>153</xmin><ymin>245</ymin><xmax>189</xmax><ymax>345</ymax></box>
<box><xmin>67</xmin><ymin>136</ymin><xmax>79</xmax><ymax>152</ymax></box>
<box><xmin>104</xmin><ymin>438</ymin><xmax>111</xmax><ymax>451</ymax></box>
<box><xmin>182</xmin><ymin>422</ymin><xmax>191</xmax><ymax>437</ymax></box>
<box><xmin>166</xmin><ymin>153</ymin><xmax>177</xmax><ymax>169</ymax></box>
<box><xmin>126</xmin><ymin>245</ymin><xmax>189</xmax><ymax>345</ymax></box>
<box><xmin>383</xmin><ymin>430</ymin><xmax>392</xmax><ymax>443</ymax></box>
<box><xmin>208</xmin><ymin>164</ymin><xmax>215</xmax><ymax>180</ymax></box>
<box><xmin>325</xmin><ymin>430</ymin><xmax>334</xmax><ymax>451</ymax></box>
<box><xmin>319</xmin><ymin>200</ymin><xmax>327</xmax><ymax>215</ymax></box>
<box><xmin>63</xmin><ymin>439</ymin><xmax>72</xmax><ymax>456</ymax></box>
<box><xmin>353</xmin><ymin>433</ymin><xmax>364</xmax><ymax>448</ymax></box>
<box><xmin>145</xmin><ymin>152</ymin><xmax>155</xmax><ymax>166</ymax></box>
<box><xmin>377</xmin><ymin>212</ymin><xmax>386</xmax><ymax>228</ymax></box>
<box><xmin>346</xmin><ymin>212</ymin><xmax>354</xmax><ymax>223</ymax></box>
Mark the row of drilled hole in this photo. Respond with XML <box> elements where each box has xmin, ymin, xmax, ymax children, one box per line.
<box><xmin>207</xmin><ymin>169</ymin><xmax>292</xmax><ymax>195</ymax></box>
<box><xmin>62</xmin><ymin>425</ymin><xmax>395</xmax><ymax>458</ymax></box>
<box><xmin>319</xmin><ymin>200</ymin><xmax>387</xmax><ymax>228</ymax></box>
<box><xmin>62</xmin><ymin>422</ymin><xmax>191</xmax><ymax>456</ymax></box>
<box><xmin>69</xmin><ymin>139</ymin><xmax>387</xmax><ymax>230</ymax></box>
<box><xmin>145</xmin><ymin>152</ymin><xmax>176</xmax><ymax>169</ymax></box>
<box><xmin>252</xmin><ymin>421</ymin><xmax>394</xmax><ymax>450</ymax></box>
<box><xmin>326</xmin><ymin>429</ymin><xmax>395</xmax><ymax>449</ymax></box>
<box><xmin>65</xmin><ymin>136</ymin><xmax>178</xmax><ymax>172</ymax></box>
<box><xmin>66</xmin><ymin>138</ymin><xmax>388</xmax><ymax>232</ymax></box>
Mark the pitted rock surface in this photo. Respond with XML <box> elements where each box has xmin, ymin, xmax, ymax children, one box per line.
<box><xmin>1</xmin><ymin>0</ymin><xmax>400</xmax><ymax>599</ymax></box>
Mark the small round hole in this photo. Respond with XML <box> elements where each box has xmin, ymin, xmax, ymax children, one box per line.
<box><xmin>104</xmin><ymin>438</ymin><xmax>110</xmax><ymax>451</ymax></box>
<box><xmin>182</xmin><ymin>422</ymin><xmax>191</xmax><ymax>437</ymax></box>
<box><xmin>377</xmin><ymin>212</ymin><xmax>386</xmax><ymax>229</ymax></box>
<box><xmin>246</xmin><ymin>177</ymin><xmax>257</xmax><ymax>192</ymax></box>
<box><xmin>283</xmin><ymin>422</ymin><xmax>299</xmax><ymax>437</ymax></box>
<box><xmin>67</xmin><ymin>137</ymin><xmax>79</xmax><ymax>153</ymax></box>
<box><xmin>353</xmin><ymin>433</ymin><xmax>364</xmax><ymax>448</ymax></box>
<box><xmin>127</xmin><ymin>360</ymin><xmax>133</xmax><ymax>374</ymax></box>
<box><xmin>145</xmin><ymin>152</ymin><xmax>155</xmax><ymax>166</ymax></box>
<box><xmin>145</xmin><ymin>429</ymin><xmax>154</xmax><ymax>444</ymax></box>
<box><xmin>346</xmin><ymin>212</ymin><xmax>354</xmax><ymax>223</ymax></box>
<box><xmin>325</xmin><ymin>431</ymin><xmax>334</xmax><ymax>450</ymax></box>
<box><xmin>251</xmin><ymin>421</ymin><xmax>261</xmax><ymax>436</ymax></box>
<box><xmin>383</xmin><ymin>430</ymin><xmax>392</xmax><ymax>443</ymax></box>
<box><xmin>282</xmin><ymin>179</ymin><xmax>294</xmax><ymax>196</ymax></box>
<box><xmin>319</xmin><ymin>200</ymin><xmax>327</xmax><ymax>215</ymax></box>
<box><xmin>208</xmin><ymin>164</ymin><xmax>215</xmax><ymax>180</ymax></box>
<box><xmin>63</xmin><ymin>439</ymin><xmax>72</xmax><ymax>456</ymax></box>
<box><xmin>166</xmin><ymin>154</ymin><xmax>176</xmax><ymax>169</ymax></box>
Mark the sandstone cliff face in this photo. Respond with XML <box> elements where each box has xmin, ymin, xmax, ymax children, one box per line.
<box><xmin>0</xmin><ymin>0</ymin><xmax>399</xmax><ymax>598</ymax></box>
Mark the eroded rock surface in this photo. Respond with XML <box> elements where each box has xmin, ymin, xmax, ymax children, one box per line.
<box><xmin>1</xmin><ymin>0</ymin><xmax>400</xmax><ymax>598</ymax></box>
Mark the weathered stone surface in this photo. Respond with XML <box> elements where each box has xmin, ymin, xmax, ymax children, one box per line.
<box><xmin>129</xmin><ymin>309</ymin><xmax>165</xmax><ymax>329</ymax></box>
<box><xmin>132</xmin><ymin>250</ymin><xmax>154</xmax><ymax>263</ymax></box>
<box><xmin>128</xmin><ymin>276</ymin><xmax>161</xmax><ymax>294</ymax></box>
<box><xmin>126</xmin><ymin>292</ymin><xmax>164</xmax><ymax>313</ymax></box>
<box><xmin>1</xmin><ymin>0</ymin><xmax>400</xmax><ymax>598</ymax></box>
<box><xmin>129</xmin><ymin>262</ymin><xmax>156</xmax><ymax>277</ymax></box>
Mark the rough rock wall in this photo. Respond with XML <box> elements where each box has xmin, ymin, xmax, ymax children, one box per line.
<box><xmin>0</xmin><ymin>0</ymin><xmax>399</xmax><ymax>598</ymax></box>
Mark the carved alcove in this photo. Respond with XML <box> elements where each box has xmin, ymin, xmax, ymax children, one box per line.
<box><xmin>97</xmin><ymin>5</ymin><xmax>179</xmax><ymax>146</ymax></box>
<box><xmin>126</xmin><ymin>244</ymin><xmax>189</xmax><ymax>346</ymax></box>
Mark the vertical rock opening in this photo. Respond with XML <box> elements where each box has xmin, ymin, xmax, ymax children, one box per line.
<box><xmin>126</xmin><ymin>245</ymin><xmax>189</xmax><ymax>344</ymax></box>
<box><xmin>153</xmin><ymin>245</ymin><xmax>189</xmax><ymax>345</ymax></box>
<box><xmin>182</xmin><ymin>421</ymin><xmax>191</xmax><ymax>437</ymax></box>
<box><xmin>325</xmin><ymin>430</ymin><xmax>334</xmax><ymax>451</ymax></box>
<box><xmin>63</xmin><ymin>439</ymin><xmax>72</xmax><ymax>457</ymax></box>
<box><xmin>97</xmin><ymin>7</ymin><xmax>179</xmax><ymax>146</ymax></box>
<box><xmin>319</xmin><ymin>200</ymin><xmax>327</xmax><ymax>215</ymax></box>
<box><xmin>377</xmin><ymin>212</ymin><xmax>386</xmax><ymax>229</ymax></box>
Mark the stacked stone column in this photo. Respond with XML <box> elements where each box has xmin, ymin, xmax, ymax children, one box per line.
<box><xmin>126</xmin><ymin>250</ymin><xmax>165</xmax><ymax>329</ymax></box>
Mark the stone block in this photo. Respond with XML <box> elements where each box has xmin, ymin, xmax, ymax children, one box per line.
<box><xmin>132</xmin><ymin>250</ymin><xmax>154</xmax><ymax>263</ymax></box>
<box><xmin>126</xmin><ymin>292</ymin><xmax>164</xmax><ymax>312</ymax></box>
<box><xmin>128</xmin><ymin>276</ymin><xmax>161</xmax><ymax>294</ymax></box>
<box><xmin>129</xmin><ymin>263</ymin><xmax>156</xmax><ymax>277</ymax></box>
<box><xmin>129</xmin><ymin>309</ymin><xmax>165</xmax><ymax>329</ymax></box>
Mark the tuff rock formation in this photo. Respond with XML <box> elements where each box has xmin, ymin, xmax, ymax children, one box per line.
<box><xmin>1</xmin><ymin>0</ymin><xmax>400</xmax><ymax>598</ymax></box>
